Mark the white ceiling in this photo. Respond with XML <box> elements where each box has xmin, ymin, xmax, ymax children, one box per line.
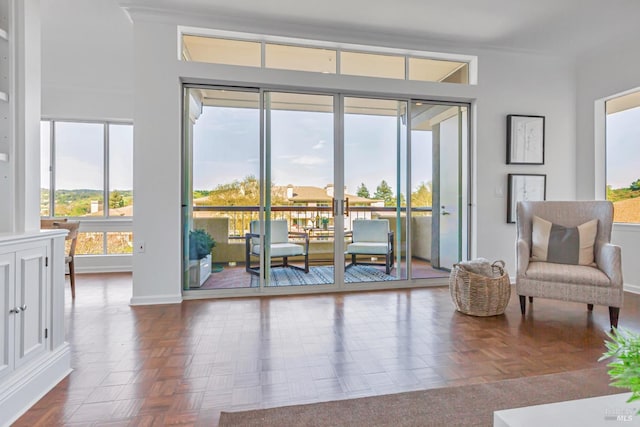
<box><xmin>120</xmin><ymin>0</ymin><xmax>640</xmax><ymax>57</ymax></box>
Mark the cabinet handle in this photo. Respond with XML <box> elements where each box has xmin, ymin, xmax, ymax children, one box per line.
<box><xmin>9</xmin><ymin>307</ymin><xmax>20</xmax><ymax>314</ymax></box>
<box><xmin>20</xmin><ymin>305</ymin><xmax>27</xmax><ymax>311</ymax></box>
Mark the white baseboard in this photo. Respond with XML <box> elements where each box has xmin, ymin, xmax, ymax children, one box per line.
<box><xmin>0</xmin><ymin>344</ymin><xmax>72</xmax><ymax>427</ymax></box>
<box><xmin>130</xmin><ymin>294</ymin><xmax>182</xmax><ymax>305</ymax></box>
<box><xmin>624</xmin><ymin>283</ymin><xmax>640</xmax><ymax>294</ymax></box>
<box><xmin>76</xmin><ymin>265</ymin><xmax>132</xmax><ymax>274</ymax></box>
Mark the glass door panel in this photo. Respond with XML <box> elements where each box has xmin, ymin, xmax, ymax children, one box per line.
<box><xmin>264</xmin><ymin>91</ymin><xmax>335</xmax><ymax>287</ymax></box>
<box><xmin>183</xmin><ymin>87</ymin><xmax>261</xmax><ymax>290</ymax></box>
<box><xmin>410</xmin><ymin>103</ymin><xmax>464</xmax><ymax>274</ymax></box>
<box><xmin>344</xmin><ymin>97</ymin><xmax>407</xmax><ymax>283</ymax></box>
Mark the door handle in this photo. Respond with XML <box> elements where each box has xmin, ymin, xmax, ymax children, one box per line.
<box><xmin>441</xmin><ymin>206</ymin><xmax>451</xmax><ymax>216</ymax></box>
<box><xmin>344</xmin><ymin>198</ymin><xmax>350</xmax><ymax>216</ymax></box>
<box><xmin>20</xmin><ymin>305</ymin><xmax>27</xmax><ymax>311</ymax></box>
<box><xmin>9</xmin><ymin>307</ymin><xmax>20</xmax><ymax>314</ymax></box>
<box><xmin>332</xmin><ymin>198</ymin><xmax>336</xmax><ymax>216</ymax></box>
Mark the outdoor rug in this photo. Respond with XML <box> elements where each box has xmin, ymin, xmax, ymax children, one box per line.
<box><xmin>250</xmin><ymin>265</ymin><xmax>395</xmax><ymax>287</ymax></box>
<box><xmin>219</xmin><ymin>367</ymin><xmax>622</xmax><ymax>426</ymax></box>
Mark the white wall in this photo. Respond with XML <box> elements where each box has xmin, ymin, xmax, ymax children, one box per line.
<box><xmin>41</xmin><ymin>0</ymin><xmax>133</xmax><ymax>121</ymax></box>
<box><xmin>576</xmin><ymin>37</ymin><xmax>640</xmax><ymax>289</ymax></box>
<box><xmin>117</xmin><ymin>9</ymin><xmax>577</xmax><ymax>303</ymax></box>
<box><xmin>38</xmin><ymin>2</ymin><xmax>580</xmax><ymax>302</ymax></box>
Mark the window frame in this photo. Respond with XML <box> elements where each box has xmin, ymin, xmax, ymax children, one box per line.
<box><xmin>600</xmin><ymin>88</ymin><xmax>640</xmax><ymax>225</ymax></box>
<box><xmin>41</xmin><ymin>118</ymin><xmax>134</xmax><ymax>220</ymax></box>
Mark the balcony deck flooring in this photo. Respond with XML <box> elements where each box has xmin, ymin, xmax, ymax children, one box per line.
<box><xmin>195</xmin><ymin>258</ymin><xmax>448</xmax><ymax>290</ymax></box>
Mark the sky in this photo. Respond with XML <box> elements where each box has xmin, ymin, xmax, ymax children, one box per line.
<box><xmin>192</xmin><ymin>105</ymin><xmax>434</xmax><ymax>197</ymax></box>
<box><xmin>607</xmin><ymin>106</ymin><xmax>640</xmax><ymax>189</ymax></box>
<box><xmin>41</xmin><ymin>121</ymin><xmax>133</xmax><ymax>191</ymax></box>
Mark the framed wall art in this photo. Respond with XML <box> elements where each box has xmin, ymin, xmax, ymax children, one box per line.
<box><xmin>506</xmin><ymin>115</ymin><xmax>545</xmax><ymax>165</ymax></box>
<box><xmin>507</xmin><ymin>174</ymin><xmax>546</xmax><ymax>223</ymax></box>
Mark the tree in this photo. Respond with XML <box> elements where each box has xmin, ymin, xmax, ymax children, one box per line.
<box><xmin>109</xmin><ymin>190</ymin><xmax>125</xmax><ymax>209</ymax></box>
<box><xmin>374</xmin><ymin>180</ymin><xmax>395</xmax><ymax>207</ymax></box>
<box><xmin>411</xmin><ymin>181</ymin><xmax>433</xmax><ymax>208</ymax></box>
<box><xmin>356</xmin><ymin>183</ymin><xmax>370</xmax><ymax>198</ymax></box>
<box><xmin>630</xmin><ymin>179</ymin><xmax>640</xmax><ymax>191</ymax></box>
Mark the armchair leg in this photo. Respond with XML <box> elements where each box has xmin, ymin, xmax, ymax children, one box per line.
<box><xmin>587</xmin><ymin>304</ymin><xmax>594</xmax><ymax>311</ymax></box>
<box><xmin>609</xmin><ymin>307</ymin><xmax>620</xmax><ymax>329</ymax></box>
<box><xmin>304</xmin><ymin>253</ymin><xmax>309</xmax><ymax>273</ymax></box>
<box><xmin>519</xmin><ymin>295</ymin><xmax>526</xmax><ymax>315</ymax></box>
<box><xmin>385</xmin><ymin>254</ymin><xmax>390</xmax><ymax>275</ymax></box>
<box><xmin>528</xmin><ymin>296</ymin><xmax>533</xmax><ymax>303</ymax></box>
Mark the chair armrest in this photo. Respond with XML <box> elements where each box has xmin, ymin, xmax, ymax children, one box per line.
<box><xmin>288</xmin><ymin>232</ymin><xmax>310</xmax><ymax>253</ymax></box>
<box><xmin>597</xmin><ymin>243</ymin><xmax>623</xmax><ymax>287</ymax></box>
<box><xmin>516</xmin><ymin>239</ymin><xmax>530</xmax><ymax>277</ymax></box>
<box><xmin>245</xmin><ymin>232</ymin><xmax>260</xmax><ymax>246</ymax></box>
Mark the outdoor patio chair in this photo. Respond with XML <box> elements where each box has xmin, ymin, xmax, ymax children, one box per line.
<box><xmin>41</xmin><ymin>219</ymin><xmax>80</xmax><ymax>298</ymax></box>
<box><xmin>245</xmin><ymin>219</ymin><xmax>309</xmax><ymax>275</ymax></box>
<box><xmin>516</xmin><ymin>201</ymin><xmax>623</xmax><ymax>328</ymax></box>
<box><xmin>345</xmin><ymin>219</ymin><xmax>394</xmax><ymax>274</ymax></box>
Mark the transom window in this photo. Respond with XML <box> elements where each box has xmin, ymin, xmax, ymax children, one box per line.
<box><xmin>180</xmin><ymin>29</ymin><xmax>473</xmax><ymax>85</ymax></box>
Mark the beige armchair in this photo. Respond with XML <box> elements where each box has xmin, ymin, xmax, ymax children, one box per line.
<box><xmin>516</xmin><ymin>201</ymin><xmax>623</xmax><ymax>328</ymax></box>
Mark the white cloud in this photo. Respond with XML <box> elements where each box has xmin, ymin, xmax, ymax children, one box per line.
<box><xmin>312</xmin><ymin>140</ymin><xmax>326</xmax><ymax>150</ymax></box>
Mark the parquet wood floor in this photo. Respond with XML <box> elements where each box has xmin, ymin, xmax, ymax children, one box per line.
<box><xmin>14</xmin><ymin>273</ymin><xmax>640</xmax><ymax>426</ymax></box>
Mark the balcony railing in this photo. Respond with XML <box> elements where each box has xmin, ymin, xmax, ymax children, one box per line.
<box><xmin>192</xmin><ymin>205</ymin><xmax>432</xmax><ymax>241</ymax></box>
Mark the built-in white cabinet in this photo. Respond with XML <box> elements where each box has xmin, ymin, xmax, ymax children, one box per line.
<box><xmin>0</xmin><ymin>232</ymin><xmax>71</xmax><ymax>427</ymax></box>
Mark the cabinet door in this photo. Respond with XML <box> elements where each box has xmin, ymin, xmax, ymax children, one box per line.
<box><xmin>14</xmin><ymin>246</ymin><xmax>47</xmax><ymax>370</ymax></box>
<box><xmin>0</xmin><ymin>253</ymin><xmax>15</xmax><ymax>381</ymax></box>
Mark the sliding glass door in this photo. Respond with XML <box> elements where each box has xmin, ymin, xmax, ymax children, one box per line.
<box><xmin>264</xmin><ymin>92</ymin><xmax>336</xmax><ymax>288</ymax></box>
<box><xmin>344</xmin><ymin>97</ymin><xmax>407</xmax><ymax>283</ymax></box>
<box><xmin>183</xmin><ymin>86</ymin><xmax>468</xmax><ymax>294</ymax></box>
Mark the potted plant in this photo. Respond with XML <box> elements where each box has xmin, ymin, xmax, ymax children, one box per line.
<box><xmin>189</xmin><ymin>229</ymin><xmax>216</xmax><ymax>260</ymax></box>
<box><xmin>600</xmin><ymin>327</ymin><xmax>640</xmax><ymax>414</ymax></box>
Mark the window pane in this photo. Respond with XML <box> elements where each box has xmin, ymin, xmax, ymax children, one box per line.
<box><xmin>341</xmin><ymin>51</ymin><xmax>405</xmax><ymax>79</ymax></box>
<box><xmin>182</xmin><ymin>35</ymin><xmax>261</xmax><ymax>67</ymax></box>
<box><xmin>40</xmin><ymin>121</ymin><xmax>51</xmax><ymax>216</ymax></box>
<box><xmin>76</xmin><ymin>232</ymin><xmax>104</xmax><ymax>255</ymax></box>
<box><xmin>109</xmin><ymin>124</ymin><xmax>133</xmax><ymax>217</ymax></box>
<box><xmin>54</xmin><ymin>122</ymin><xmax>104</xmax><ymax>217</ymax></box>
<box><xmin>409</xmin><ymin>57</ymin><xmax>468</xmax><ymax>84</ymax></box>
<box><xmin>265</xmin><ymin>44</ymin><xmax>336</xmax><ymax>74</ymax></box>
<box><xmin>606</xmin><ymin>91</ymin><xmax>640</xmax><ymax>224</ymax></box>
<box><xmin>107</xmin><ymin>232</ymin><xmax>133</xmax><ymax>254</ymax></box>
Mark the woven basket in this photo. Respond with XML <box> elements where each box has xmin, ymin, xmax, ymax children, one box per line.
<box><xmin>449</xmin><ymin>260</ymin><xmax>511</xmax><ymax>316</ymax></box>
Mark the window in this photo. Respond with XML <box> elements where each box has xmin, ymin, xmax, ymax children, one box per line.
<box><xmin>605</xmin><ymin>90</ymin><xmax>640</xmax><ymax>224</ymax></box>
<box><xmin>180</xmin><ymin>31</ymin><xmax>475</xmax><ymax>85</ymax></box>
<box><xmin>40</xmin><ymin>120</ymin><xmax>134</xmax><ymax>255</ymax></box>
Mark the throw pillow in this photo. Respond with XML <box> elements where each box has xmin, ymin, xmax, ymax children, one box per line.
<box><xmin>531</xmin><ymin>216</ymin><xmax>598</xmax><ymax>265</ymax></box>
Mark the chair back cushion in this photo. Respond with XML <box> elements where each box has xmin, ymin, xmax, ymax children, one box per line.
<box><xmin>517</xmin><ymin>201</ymin><xmax>613</xmax><ymax>260</ymax></box>
<box><xmin>352</xmin><ymin>219</ymin><xmax>389</xmax><ymax>243</ymax></box>
<box><xmin>531</xmin><ymin>216</ymin><xmax>597</xmax><ymax>265</ymax></box>
<box><xmin>250</xmin><ymin>219</ymin><xmax>289</xmax><ymax>244</ymax></box>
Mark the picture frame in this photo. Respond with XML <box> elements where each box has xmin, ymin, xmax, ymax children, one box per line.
<box><xmin>506</xmin><ymin>115</ymin><xmax>545</xmax><ymax>165</ymax></box>
<box><xmin>507</xmin><ymin>174</ymin><xmax>546</xmax><ymax>223</ymax></box>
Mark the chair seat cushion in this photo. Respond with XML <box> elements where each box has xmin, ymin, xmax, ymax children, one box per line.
<box><xmin>525</xmin><ymin>261</ymin><xmax>611</xmax><ymax>287</ymax></box>
<box><xmin>252</xmin><ymin>243</ymin><xmax>305</xmax><ymax>257</ymax></box>
<box><xmin>346</xmin><ymin>242</ymin><xmax>389</xmax><ymax>255</ymax></box>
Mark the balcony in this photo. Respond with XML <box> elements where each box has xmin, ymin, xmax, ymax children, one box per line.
<box><xmin>190</xmin><ymin>205</ymin><xmax>444</xmax><ymax>289</ymax></box>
